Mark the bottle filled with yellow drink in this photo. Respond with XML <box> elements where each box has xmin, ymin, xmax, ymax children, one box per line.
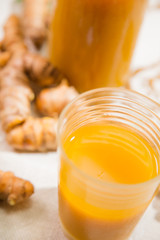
<box><xmin>50</xmin><ymin>0</ymin><xmax>147</xmax><ymax>92</ymax></box>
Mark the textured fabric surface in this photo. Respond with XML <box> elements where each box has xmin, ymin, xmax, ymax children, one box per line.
<box><xmin>0</xmin><ymin>188</ymin><xmax>67</xmax><ymax>240</ymax></box>
<box><xmin>0</xmin><ymin>185</ymin><xmax>160</xmax><ymax>240</ymax></box>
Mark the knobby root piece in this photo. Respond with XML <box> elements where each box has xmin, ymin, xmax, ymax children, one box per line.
<box><xmin>0</xmin><ymin>170</ymin><xmax>34</xmax><ymax>206</ymax></box>
<box><xmin>0</xmin><ymin>66</ymin><xmax>33</xmax><ymax>91</ymax></box>
<box><xmin>0</xmin><ymin>16</ymin><xmax>34</xmax><ymax>132</ymax></box>
<box><xmin>36</xmin><ymin>80</ymin><xmax>79</xmax><ymax>117</ymax></box>
<box><xmin>0</xmin><ymin>52</ymin><xmax>11</xmax><ymax>68</ymax></box>
<box><xmin>0</xmin><ymin>15</ymin><xmax>63</xmax><ymax>132</ymax></box>
<box><xmin>23</xmin><ymin>0</ymin><xmax>51</xmax><ymax>49</ymax></box>
<box><xmin>23</xmin><ymin>52</ymin><xmax>67</xmax><ymax>87</ymax></box>
<box><xmin>2</xmin><ymin>15</ymin><xmax>66</xmax><ymax>87</ymax></box>
<box><xmin>0</xmin><ymin>66</ymin><xmax>34</xmax><ymax>132</ymax></box>
<box><xmin>0</xmin><ymin>15</ymin><xmax>70</xmax><ymax>152</ymax></box>
<box><xmin>7</xmin><ymin>117</ymin><xmax>58</xmax><ymax>152</ymax></box>
<box><xmin>2</xmin><ymin>15</ymin><xmax>27</xmax><ymax>54</ymax></box>
<box><xmin>0</xmin><ymin>41</ymin><xmax>3</xmax><ymax>50</ymax></box>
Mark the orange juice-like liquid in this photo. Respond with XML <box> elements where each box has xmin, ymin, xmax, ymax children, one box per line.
<box><xmin>50</xmin><ymin>0</ymin><xmax>147</xmax><ymax>92</ymax></box>
<box><xmin>59</xmin><ymin>123</ymin><xmax>159</xmax><ymax>240</ymax></box>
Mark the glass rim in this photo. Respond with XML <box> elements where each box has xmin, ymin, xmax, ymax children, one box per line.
<box><xmin>58</xmin><ymin>87</ymin><xmax>160</xmax><ymax>190</ymax></box>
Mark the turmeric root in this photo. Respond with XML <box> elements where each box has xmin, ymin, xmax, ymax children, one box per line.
<box><xmin>0</xmin><ymin>170</ymin><xmax>34</xmax><ymax>206</ymax></box>
<box><xmin>22</xmin><ymin>0</ymin><xmax>51</xmax><ymax>49</ymax></box>
<box><xmin>2</xmin><ymin>15</ymin><xmax>27</xmax><ymax>55</ymax></box>
<box><xmin>1</xmin><ymin>15</ymin><xmax>66</xmax><ymax>87</ymax></box>
<box><xmin>36</xmin><ymin>80</ymin><xmax>79</xmax><ymax>117</ymax></box>
<box><xmin>0</xmin><ymin>15</ymin><xmax>65</xmax><ymax>131</ymax></box>
<box><xmin>0</xmin><ymin>52</ymin><xmax>11</xmax><ymax>68</ymax></box>
<box><xmin>0</xmin><ymin>15</ymin><xmax>74</xmax><ymax>152</ymax></box>
<box><xmin>23</xmin><ymin>52</ymin><xmax>67</xmax><ymax>87</ymax></box>
<box><xmin>3</xmin><ymin>14</ymin><xmax>60</xmax><ymax>86</ymax></box>
<box><xmin>0</xmin><ymin>15</ymin><xmax>34</xmax><ymax>132</ymax></box>
<box><xmin>7</xmin><ymin>117</ymin><xmax>58</xmax><ymax>152</ymax></box>
<box><xmin>0</xmin><ymin>64</ymin><xmax>34</xmax><ymax>132</ymax></box>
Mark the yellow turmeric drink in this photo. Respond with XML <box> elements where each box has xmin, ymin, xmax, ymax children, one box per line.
<box><xmin>50</xmin><ymin>0</ymin><xmax>147</xmax><ymax>92</ymax></box>
<box><xmin>59</xmin><ymin>123</ymin><xmax>159</xmax><ymax>240</ymax></box>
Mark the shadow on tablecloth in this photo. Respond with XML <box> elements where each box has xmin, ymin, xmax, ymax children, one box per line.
<box><xmin>1</xmin><ymin>188</ymin><xmax>160</xmax><ymax>240</ymax></box>
<box><xmin>0</xmin><ymin>188</ymin><xmax>67</xmax><ymax>240</ymax></box>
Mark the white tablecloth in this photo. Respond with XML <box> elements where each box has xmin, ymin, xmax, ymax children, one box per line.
<box><xmin>0</xmin><ymin>0</ymin><xmax>160</xmax><ymax>239</ymax></box>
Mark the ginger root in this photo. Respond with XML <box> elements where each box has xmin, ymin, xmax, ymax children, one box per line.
<box><xmin>0</xmin><ymin>15</ymin><xmax>75</xmax><ymax>152</ymax></box>
<box><xmin>2</xmin><ymin>15</ymin><xmax>27</xmax><ymax>55</ymax></box>
<box><xmin>0</xmin><ymin>170</ymin><xmax>34</xmax><ymax>206</ymax></box>
<box><xmin>1</xmin><ymin>15</ymin><xmax>66</xmax><ymax>87</ymax></box>
<box><xmin>0</xmin><ymin>66</ymin><xmax>34</xmax><ymax>132</ymax></box>
<box><xmin>0</xmin><ymin>15</ymin><xmax>34</xmax><ymax>132</ymax></box>
<box><xmin>36</xmin><ymin>80</ymin><xmax>79</xmax><ymax>117</ymax></box>
<box><xmin>0</xmin><ymin>15</ymin><xmax>64</xmax><ymax>130</ymax></box>
<box><xmin>23</xmin><ymin>52</ymin><xmax>66</xmax><ymax>87</ymax></box>
<box><xmin>0</xmin><ymin>52</ymin><xmax>11</xmax><ymax>68</ymax></box>
<box><xmin>7</xmin><ymin>117</ymin><xmax>58</xmax><ymax>152</ymax></box>
<box><xmin>22</xmin><ymin>0</ymin><xmax>51</xmax><ymax>49</ymax></box>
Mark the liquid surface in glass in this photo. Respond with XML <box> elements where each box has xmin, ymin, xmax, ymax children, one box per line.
<box><xmin>63</xmin><ymin>124</ymin><xmax>158</xmax><ymax>184</ymax></box>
